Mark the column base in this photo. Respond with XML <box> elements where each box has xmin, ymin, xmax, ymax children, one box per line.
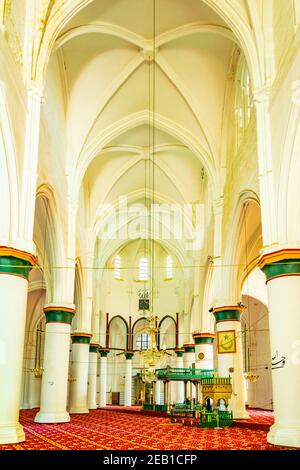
<box><xmin>69</xmin><ymin>407</ymin><xmax>89</xmax><ymax>414</ymax></box>
<box><xmin>0</xmin><ymin>423</ymin><xmax>25</xmax><ymax>444</ymax></box>
<box><xmin>233</xmin><ymin>409</ymin><xmax>250</xmax><ymax>419</ymax></box>
<box><xmin>268</xmin><ymin>424</ymin><xmax>300</xmax><ymax>448</ymax></box>
<box><xmin>34</xmin><ymin>411</ymin><xmax>70</xmax><ymax>423</ymax></box>
<box><xmin>88</xmin><ymin>404</ymin><xmax>97</xmax><ymax>410</ymax></box>
<box><xmin>98</xmin><ymin>403</ymin><xmax>106</xmax><ymax>408</ymax></box>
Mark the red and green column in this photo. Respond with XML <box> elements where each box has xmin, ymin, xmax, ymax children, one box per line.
<box><xmin>193</xmin><ymin>332</ymin><xmax>215</xmax><ymax>371</ymax></box>
<box><xmin>87</xmin><ymin>343</ymin><xmax>99</xmax><ymax>410</ymax></box>
<box><xmin>35</xmin><ymin>305</ymin><xmax>75</xmax><ymax>423</ymax></box>
<box><xmin>99</xmin><ymin>348</ymin><xmax>110</xmax><ymax>407</ymax></box>
<box><xmin>0</xmin><ymin>247</ymin><xmax>36</xmax><ymax>443</ymax></box>
<box><xmin>174</xmin><ymin>348</ymin><xmax>184</xmax><ymax>403</ymax></box>
<box><xmin>259</xmin><ymin>248</ymin><xmax>300</xmax><ymax>447</ymax></box>
<box><xmin>212</xmin><ymin>306</ymin><xmax>248</xmax><ymax>419</ymax></box>
<box><xmin>69</xmin><ymin>332</ymin><xmax>92</xmax><ymax>414</ymax></box>
<box><xmin>125</xmin><ymin>351</ymin><xmax>134</xmax><ymax>406</ymax></box>
<box><xmin>183</xmin><ymin>344</ymin><xmax>195</xmax><ymax>400</ymax></box>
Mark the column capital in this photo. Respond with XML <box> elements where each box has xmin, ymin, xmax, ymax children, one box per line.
<box><xmin>182</xmin><ymin>343</ymin><xmax>195</xmax><ymax>353</ymax></box>
<box><xmin>125</xmin><ymin>351</ymin><xmax>134</xmax><ymax>360</ymax></box>
<box><xmin>212</xmin><ymin>306</ymin><xmax>243</xmax><ymax>323</ymax></box>
<box><xmin>192</xmin><ymin>331</ymin><xmax>215</xmax><ymax>344</ymax></box>
<box><xmin>99</xmin><ymin>348</ymin><xmax>110</xmax><ymax>357</ymax></box>
<box><xmin>71</xmin><ymin>332</ymin><xmax>92</xmax><ymax>344</ymax></box>
<box><xmin>212</xmin><ymin>197</ymin><xmax>224</xmax><ymax>214</ymax></box>
<box><xmin>27</xmin><ymin>81</ymin><xmax>44</xmax><ymax>101</ymax></box>
<box><xmin>258</xmin><ymin>247</ymin><xmax>300</xmax><ymax>282</ymax></box>
<box><xmin>174</xmin><ymin>348</ymin><xmax>184</xmax><ymax>357</ymax></box>
<box><xmin>0</xmin><ymin>246</ymin><xmax>37</xmax><ymax>280</ymax></box>
<box><xmin>44</xmin><ymin>306</ymin><xmax>75</xmax><ymax>325</ymax></box>
<box><xmin>252</xmin><ymin>86</ymin><xmax>271</xmax><ymax>105</ymax></box>
<box><xmin>89</xmin><ymin>343</ymin><xmax>100</xmax><ymax>353</ymax></box>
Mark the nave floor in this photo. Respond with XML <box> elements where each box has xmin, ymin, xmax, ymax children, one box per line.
<box><xmin>0</xmin><ymin>408</ymin><xmax>294</xmax><ymax>451</ymax></box>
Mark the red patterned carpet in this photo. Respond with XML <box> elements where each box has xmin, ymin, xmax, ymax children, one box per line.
<box><xmin>247</xmin><ymin>408</ymin><xmax>274</xmax><ymax>425</ymax></box>
<box><xmin>0</xmin><ymin>408</ymin><xmax>294</xmax><ymax>450</ymax></box>
<box><xmin>234</xmin><ymin>408</ymin><xmax>274</xmax><ymax>432</ymax></box>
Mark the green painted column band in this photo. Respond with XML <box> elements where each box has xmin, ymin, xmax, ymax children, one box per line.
<box><xmin>71</xmin><ymin>335</ymin><xmax>92</xmax><ymax>344</ymax></box>
<box><xmin>174</xmin><ymin>350</ymin><xmax>184</xmax><ymax>357</ymax></box>
<box><xmin>194</xmin><ymin>336</ymin><xmax>214</xmax><ymax>344</ymax></box>
<box><xmin>213</xmin><ymin>310</ymin><xmax>241</xmax><ymax>322</ymax></box>
<box><xmin>125</xmin><ymin>352</ymin><xmax>134</xmax><ymax>360</ymax></box>
<box><xmin>99</xmin><ymin>349</ymin><xmax>110</xmax><ymax>357</ymax></box>
<box><xmin>44</xmin><ymin>310</ymin><xmax>74</xmax><ymax>325</ymax></box>
<box><xmin>0</xmin><ymin>255</ymin><xmax>33</xmax><ymax>280</ymax></box>
<box><xmin>89</xmin><ymin>345</ymin><xmax>99</xmax><ymax>353</ymax></box>
<box><xmin>183</xmin><ymin>345</ymin><xmax>195</xmax><ymax>353</ymax></box>
<box><xmin>262</xmin><ymin>259</ymin><xmax>300</xmax><ymax>281</ymax></box>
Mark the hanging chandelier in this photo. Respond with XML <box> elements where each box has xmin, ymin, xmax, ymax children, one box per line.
<box><xmin>140</xmin><ymin>313</ymin><xmax>167</xmax><ymax>383</ymax></box>
<box><xmin>138</xmin><ymin>0</ymin><xmax>168</xmax><ymax>384</ymax></box>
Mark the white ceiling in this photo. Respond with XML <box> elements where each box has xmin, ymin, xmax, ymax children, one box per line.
<box><xmin>48</xmin><ymin>0</ymin><xmax>238</xmax><ymax>257</ymax></box>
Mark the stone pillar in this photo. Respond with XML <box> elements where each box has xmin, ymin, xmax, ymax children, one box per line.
<box><xmin>155</xmin><ymin>380</ymin><xmax>161</xmax><ymax>405</ymax></box>
<box><xmin>184</xmin><ymin>381</ymin><xmax>188</xmax><ymax>401</ymax></box>
<box><xmin>163</xmin><ymin>381</ymin><xmax>168</xmax><ymax>405</ymax></box>
<box><xmin>166</xmin><ymin>381</ymin><xmax>170</xmax><ymax>408</ymax></box>
<box><xmin>124</xmin><ymin>352</ymin><xmax>134</xmax><ymax>406</ymax></box>
<box><xmin>193</xmin><ymin>332</ymin><xmax>215</xmax><ymax>371</ymax></box>
<box><xmin>87</xmin><ymin>343</ymin><xmax>99</xmax><ymax>410</ymax></box>
<box><xmin>195</xmin><ymin>382</ymin><xmax>200</xmax><ymax>403</ymax></box>
<box><xmin>259</xmin><ymin>248</ymin><xmax>300</xmax><ymax>447</ymax></box>
<box><xmin>69</xmin><ymin>332</ymin><xmax>92</xmax><ymax>414</ymax></box>
<box><xmin>96</xmin><ymin>355</ymin><xmax>100</xmax><ymax>404</ymax></box>
<box><xmin>212</xmin><ymin>306</ymin><xmax>249</xmax><ymax>419</ymax></box>
<box><xmin>35</xmin><ymin>305</ymin><xmax>75</xmax><ymax>423</ymax></box>
<box><xmin>27</xmin><ymin>344</ymin><xmax>42</xmax><ymax>409</ymax></box>
<box><xmin>0</xmin><ymin>247</ymin><xmax>35</xmax><ymax>443</ymax></box>
<box><xmin>183</xmin><ymin>344</ymin><xmax>195</xmax><ymax>399</ymax></box>
<box><xmin>19</xmin><ymin>85</ymin><xmax>44</xmax><ymax>253</ymax></box>
<box><xmin>99</xmin><ymin>349</ymin><xmax>109</xmax><ymax>407</ymax></box>
<box><xmin>175</xmin><ymin>348</ymin><xmax>184</xmax><ymax>403</ymax></box>
<box><xmin>183</xmin><ymin>344</ymin><xmax>195</xmax><ymax>368</ymax></box>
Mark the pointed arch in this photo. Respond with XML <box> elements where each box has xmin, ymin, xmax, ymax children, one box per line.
<box><xmin>108</xmin><ymin>315</ymin><xmax>129</xmax><ymax>350</ymax></box>
<box><xmin>223</xmin><ymin>191</ymin><xmax>262</xmax><ymax>301</ymax></box>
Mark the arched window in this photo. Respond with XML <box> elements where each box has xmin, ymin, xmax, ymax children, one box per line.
<box><xmin>114</xmin><ymin>255</ymin><xmax>122</xmax><ymax>279</ymax></box>
<box><xmin>236</xmin><ymin>63</ymin><xmax>253</xmax><ymax>146</ymax></box>
<box><xmin>139</xmin><ymin>257</ymin><xmax>148</xmax><ymax>281</ymax></box>
<box><xmin>136</xmin><ymin>333</ymin><xmax>150</xmax><ymax>351</ymax></box>
<box><xmin>166</xmin><ymin>255</ymin><xmax>173</xmax><ymax>279</ymax></box>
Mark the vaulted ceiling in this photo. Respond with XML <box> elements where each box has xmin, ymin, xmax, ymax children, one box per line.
<box><xmin>46</xmin><ymin>0</ymin><xmax>240</xmax><ymax>260</ymax></box>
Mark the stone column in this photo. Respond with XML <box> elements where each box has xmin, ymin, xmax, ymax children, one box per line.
<box><xmin>35</xmin><ymin>305</ymin><xmax>75</xmax><ymax>423</ymax></box>
<box><xmin>184</xmin><ymin>381</ymin><xmax>188</xmax><ymax>401</ymax></box>
<box><xmin>195</xmin><ymin>382</ymin><xmax>200</xmax><ymax>403</ymax></box>
<box><xmin>212</xmin><ymin>306</ymin><xmax>249</xmax><ymax>419</ymax></box>
<box><xmin>259</xmin><ymin>248</ymin><xmax>300</xmax><ymax>447</ymax></box>
<box><xmin>175</xmin><ymin>348</ymin><xmax>184</xmax><ymax>403</ymax></box>
<box><xmin>124</xmin><ymin>352</ymin><xmax>134</xmax><ymax>406</ymax></box>
<box><xmin>154</xmin><ymin>380</ymin><xmax>161</xmax><ymax>405</ymax></box>
<box><xmin>69</xmin><ymin>332</ymin><xmax>92</xmax><ymax>414</ymax></box>
<box><xmin>0</xmin><ymin>247</ymin><xmax>35</xmax><ymax>443</ymax></box>
<box><xmin>27</xmin><ymin>344</ymin><xmax>42</xmax><ymax>409</ymax></box>
<box><xmin>99</xmin><ymin>349</ymin><xmax>109</xmax><ymax>407</ymax></box>
<box><xmin>163</xmin><ymin>381</ymin><xmax>168</xmax><ymax>406</ymax></box>
<box><xmin>183</xmin><ymin>344</ymin><xmax>195</xmax><ymax>368</ymax></box>
<box><xmin>87</xmin><ymin>343</ymin><xmax>99</xmax><ymax>410</ymax></box>
<box><xmin>193</xmin><ymin>332</ymin><xmax>215</xmax><ymax>371</ymax></box>
<box><xmin>183</xmin><ymin>344</ymin><xmax>195</xmax><ymax>399</ymax></box>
